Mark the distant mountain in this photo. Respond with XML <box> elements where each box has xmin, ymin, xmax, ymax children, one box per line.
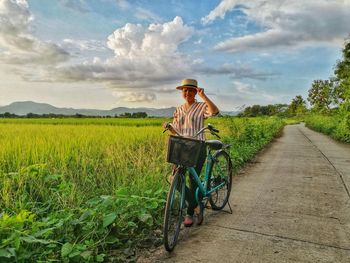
<box><xmin>0</xmin><ymin>101</ymin><xmax>238</xmax><ymax>117</ymax></box>
<box><xmin>220</xmin><ymin>110</ymin><xmax>239</xmax><ymax>116</ymax></box>
<box><xmin>0</xmin><ymin>101</ymin><xmax>175</xmax><ymax>117</ymax></box>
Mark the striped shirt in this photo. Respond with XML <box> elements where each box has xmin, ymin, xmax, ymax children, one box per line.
<box><xmin>172</xmin><ymin>101</ymin><xmax>215</xmax><ymax>140</ymax></box>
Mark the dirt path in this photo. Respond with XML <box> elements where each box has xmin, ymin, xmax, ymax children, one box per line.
<box><xmin>139</xmin><ymin>124</ymin><xmax>350</xmax><ymax>263</ymax></box>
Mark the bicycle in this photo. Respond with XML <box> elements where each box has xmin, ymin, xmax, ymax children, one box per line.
<box><xmin>162</xmin><ymin>123</ymin><xmax>233</xmax><ymax>252</ymax></box>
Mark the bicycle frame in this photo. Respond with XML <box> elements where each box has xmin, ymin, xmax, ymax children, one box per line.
<box><xmin>185</xmin><ymin>149</ymin><xmax>227</xmax><ymax>203</ymax></box>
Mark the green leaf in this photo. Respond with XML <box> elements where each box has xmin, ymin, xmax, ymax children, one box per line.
<box><xmin>21</xmin><ymin>235</ymin><xmax>50</xmax><ymax>244</ymax></box>
<box><xmin>78</xmin><ymin>210</ymin><xmax>92</xmax><ymax>222</ymax></box>
<box><xmin>47</xmin><ymin>243</ymin><xmax>57</xmax><ymax>248</ymax></box>
<box><xmin>148</xmin><ymin>200</ymin><xmax>159</xmax><ymax>209</ymax></box>
<box><xmin>0</xmin><ymin>248</ymin><xmax>13</xmax><ymax>258</ymax></box>
<box><xmin>115</xmin><ymin>188</ymin><xmax>129</xmax><ymax>196</ymax></box>
<box><xmin>80</xmin><ymin>250</ymin><xmax>93</xmax><ymax>259</ymax></box>
<box><xmin>104</xmin><ymin>236</ymin><xmax>120</xmax><ymax>244</ymax></box>
<box><xmin>144</xmin><ymin>189</ymin><xmax>152</xmax><ymax>195</ymax></box>
<box><xmin>139</xmin><ymin>213</ymin><xmax>153</xmax><ymax>226</ymax></box>
<box><xmin>103</xmin><ymin>212</ymin><xmax>117</xmax><ymax>228</ymax></box>
<box><xmin>69</xmin><ymin>250</ymin><xmax>81</xmax><ymax>258</ymax></box>
<box><xmin>33</xmin><ymin>227</ymin><xmax>54</xmax><ymax>238</ymax></box>
<box><xmin>127</xmin><ymin>221</ymin><xmax>137</xmax><ymax>228</ymax></box>
<box><xmin>61</xmin><ymin>242</ymin><xmax>73</xmax><ymax>257</ymax></box>
<box><xmin>101</xmin><ymin>196</ymin><xmax>114</xmax><ymax>208</ymax></box>
<box><xmin>86</xmin><ymin>197</ymin><xmax>101</xmax><ymax>206</ymax></box>
<box><xmin>96</xmin><ymin>253</ymin><xmax>106</xmax><ymax>262</ymax></box>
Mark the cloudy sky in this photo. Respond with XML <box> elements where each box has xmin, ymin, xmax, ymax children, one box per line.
<box><xmin>0</xmin><ymin>0</ymin><xmax>349</xmax><ymax>111</ymax></box>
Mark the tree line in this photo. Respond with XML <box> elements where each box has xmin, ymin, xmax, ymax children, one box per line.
<box><xmin>0</xmin><ymin>112</ymin><xmax>148</xmax><ymax>118</ymax></box>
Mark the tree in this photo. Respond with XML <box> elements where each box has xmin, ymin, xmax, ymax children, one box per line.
<box><xmin>288</xmin><ymin>95</ymin><xmax>307</xmax><ymax>116</ymax></box>
<box><xmin>131</xmin><ymin>112</ymin><xmax>147</xmax><ymax>118</ymax></box>
<box><xmin>333</xmin><ymin>40</ymin><xmax>350</xmax><ymax>132</ymax></box>
<box><xmin>26</xmin><ymin>112</ymin><xmax>40</xmax><ymax>118</ymax></box>
<box><xmin>238</xmin><ymin>104</ymin><xmax>289</xmax><ymax>117</ymax></box>
<box><xmin>250</xmin><ymin>105</ymin><xmax>261</xmax><ymax>116</ymax></box>
<box><xmin>334</xmin><ymin>40</ymin><xmax>350</xmax><ymax>105</ymax></box>
<box><xmin>119</xmin><ymin>112</ymin><xmax>132</xmax><ymax>118</ymax></box>
<box><xmin>307</xmin><ymin>79</ymin><xmax>334</xmax><ymax>111</ymax></box>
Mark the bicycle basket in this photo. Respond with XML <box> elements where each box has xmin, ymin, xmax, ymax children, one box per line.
<box><xmin>167</xmin><ymin>135</ymin><xmax>205</xmax><ymax>167</ymax></box>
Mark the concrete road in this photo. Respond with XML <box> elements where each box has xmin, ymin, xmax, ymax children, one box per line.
<box><xmin>140</xmin><ymin>124</ymin><xmax>350</xmax><ymax>263</ymax></box>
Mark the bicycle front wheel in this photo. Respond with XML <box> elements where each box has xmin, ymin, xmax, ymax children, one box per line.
<box><xmin>208</xmin><ymin>151</ymin><xmax>233</xmax><ymax>210</ymax></box>
<box><xmin>163</xmin><ymin>170</ymin><xmax>186</xmax><ymax>252</ymax></box>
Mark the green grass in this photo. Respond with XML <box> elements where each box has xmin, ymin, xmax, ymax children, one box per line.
<box><xmin>0</xmin><ymin>118</ymin><xmax>166</xmax><ymax>126</ymax></box>
<box><xmin>305</xmin><ymin>113</ymin><xmax>350</xmax><ymax>143</ymax></box>
<box><xmin>0</xmin><ymin>117</ymin><xmax>284</xmax><ymax>262</ymax></box>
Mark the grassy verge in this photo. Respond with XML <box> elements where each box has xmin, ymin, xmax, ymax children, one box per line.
<box><xmin>305</xmin><ymin>113</ymin><xmax>350</xmax><ymax>143</ymax></box>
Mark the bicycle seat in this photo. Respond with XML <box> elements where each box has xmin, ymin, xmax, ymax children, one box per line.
<box><xmin>205</xmin><ymin>140</ymin><xmax>223</xmax><ymax>150</ymax></box>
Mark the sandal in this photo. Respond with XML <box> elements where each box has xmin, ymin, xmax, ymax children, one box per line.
<box><xmin>183</xmin><ymin>215</ymin><xmax>194</xmax><ymax>227</ymax></box>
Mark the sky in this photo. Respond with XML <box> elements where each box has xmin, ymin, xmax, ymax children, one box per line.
<box><xmin>0</xmin><ymin>0</ymin><xmax>349</xmax><ymax>111</ymax></box>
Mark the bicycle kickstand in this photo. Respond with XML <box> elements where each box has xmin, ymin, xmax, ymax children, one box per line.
<box><xmin>222</xmin><ymin>200</ymin><xmax>233</xmax><ymax>214</ymax></box>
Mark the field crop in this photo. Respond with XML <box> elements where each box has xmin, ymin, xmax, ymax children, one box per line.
<box><xmin>0</xmin><ymin>117</ymin><xmax>283</xmax><ymax>262</ymax></box>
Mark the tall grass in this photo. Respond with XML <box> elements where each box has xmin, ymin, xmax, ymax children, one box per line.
<box><xmin>210</xmin><ymin>117</ymin><xmax>284</xmax><ymax>170</ymax></box>
<box><xmin>0</xmin><ymin>118</ymin><xmax>165</xmax><ymax>126</ymax></box>
<box><xmin>305</xmin><ymin>113</ymin><xmax>350</xmax><ymax>143</ymax></box>
<box><xmin>0</xmin><ymin>117</ymin><xmax>283</xmax><ymax>262</ymax></box>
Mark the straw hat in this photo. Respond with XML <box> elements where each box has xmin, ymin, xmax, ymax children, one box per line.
<box><xmin>176</xmin><ymin>79</ymin><xmax>198</xmax><ymax>90</ymax></box>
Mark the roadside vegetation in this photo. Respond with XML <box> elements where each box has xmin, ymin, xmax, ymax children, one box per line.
<box><xmin>238</xmin><ymin>40</ymin><xmax>350</xmax><ymax>143</ymax></box>
<box><xmin>304</xmin><ymin>40</ymin><xmax>350</xmax><ymax>143</ymax></box>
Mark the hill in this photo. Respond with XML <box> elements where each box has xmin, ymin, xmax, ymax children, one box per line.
<box><xmin>0</xmin><ymin>101</ymin><xmax>237</xmax><ymax>117</ymax></box>
<box><xmin>0</xmin><ymin>101</ymin><xmax>175</xmax><ymax>117</ymax></box>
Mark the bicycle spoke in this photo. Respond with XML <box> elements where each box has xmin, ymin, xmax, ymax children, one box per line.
<box><xmin>208</xmin><ymin>151</ymin><xmax>232</xmax><ymax>210</ymax></box>
<box><xmin>163</xmin><ymin>172</ymin><xmax>185</xmax><ymax>251</ymax></box>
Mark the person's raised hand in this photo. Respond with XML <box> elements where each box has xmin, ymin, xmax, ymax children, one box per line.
<box><xmin>196</xmin><ymin>87</ymin><xmax>205</xmax><ymax>99</ymax></box>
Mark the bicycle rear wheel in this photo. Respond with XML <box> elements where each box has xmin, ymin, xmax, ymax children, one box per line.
<box><xmin>163</xmin><ymin>170</ymin><xmax>186</xmax><ymax>251</ymax></box>
<box><xmin>208</xmin><ymin>151</ymin><xmax>233</xmax><ymax>210</ymax></box>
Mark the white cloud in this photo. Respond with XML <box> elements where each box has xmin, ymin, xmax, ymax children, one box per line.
<box><xmin>201</xmin><ymin>0</ymin><xmax>237</xmax><ymax>25</ymax></box>
<box><xmin>198</xmin><ymin>63</ymin><xmax>278</xmax><ymax>80</ymax></box>
<box><xmin>107</xmin><ymin>16</ymin><xmax>193</xmax><ymax>57</ymax></box>
<box><xmin>0</xmin><ymin>1</ymin><xmax>278</xmax><ymax>104</ymax></box>
<box><xmin>52</xmin><ymin>14</ymin><xmax>272</xmax><ymax>92</ymax></box>
<box><xmin>115</xmin><ymin>1</ymin><xmax>161</xmax><ymax>22</ymax></box>
<box><xmin>112</xmin><ymin>91</ymin><xmax>156</xmax><ymax>103</ymax></box>
<box><xmin>54</xmin><ymin>16</ymin><xmax>195</xmax><ymax>88</ymax></box>
<box><xmin>62</xmin><ymin>39</ymin><xmax>107</xmax><ymax>52</ymax></box>
<box><xmin>134</xmin><ymin>7</ymin><xmax>162</xmax><ymax>23</ymax></box>
<box><xmin>0</xmin><ymin>0</ymin><xmax>69</xmax><ymax>65</ymax></box>
<box><xmin>194</xmin><ymin>38</ymin><xmax>202</xmax><ymax>45</ymax></box>
<box><xmin>233</xmin><ymin>81</ymin><xmax>256</xmax><ymax>95</ymax></box>
<box><xmin>231</xmin><ymin>80</ymin><xmax>281</xmax><ymax>104</ymax></box>
<box><xmin>202</xmin><ymin>0</ymin><xmax>350</xmax><ymax>52</ymax></box>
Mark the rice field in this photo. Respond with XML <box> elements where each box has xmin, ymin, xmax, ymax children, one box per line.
<box><xmin>0</xmin><ymin>117</ymin><xmax>283</xmax><ymax>262</ymax></box>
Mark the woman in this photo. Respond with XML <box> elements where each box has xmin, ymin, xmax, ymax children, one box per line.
<box><xmin>165</xmin><ymin>78</ymin><xmax>219</xmax><ymax>227</ymax></box>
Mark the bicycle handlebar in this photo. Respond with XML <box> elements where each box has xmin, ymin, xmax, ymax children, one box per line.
<box><xmin>163</xmin><ymin>123</ymin><xmax>220</xmax><ymax>139</ymax></box>
<box><xmin>207</xmin><ymin>124</ymin><xmax>219</xmax><ymax>133</ymax></box>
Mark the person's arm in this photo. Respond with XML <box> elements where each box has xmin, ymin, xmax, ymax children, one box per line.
<box><xmin>162</xmin><ymin>107</ymin><xmax>180</xmax><ymax>135</ymax></box>
<box><xmin>196</xmin><ymin>87</ymin><xmax>219</xmax><ymax>115</ymax></box>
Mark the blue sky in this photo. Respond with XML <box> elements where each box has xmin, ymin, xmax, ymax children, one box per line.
<box><xmin>0</xmin><ymin>0</ymin><xmax>349</xmax><ymax>111</ymax></box>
